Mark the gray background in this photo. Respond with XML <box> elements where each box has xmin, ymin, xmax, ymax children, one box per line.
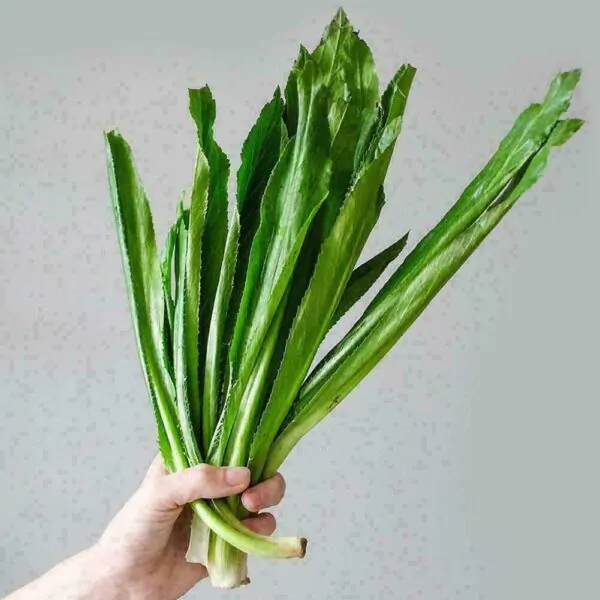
<box><xmin>1</xmin><ymin>0</ymin><xmax>597</xmax><ymax>598</ymax></box>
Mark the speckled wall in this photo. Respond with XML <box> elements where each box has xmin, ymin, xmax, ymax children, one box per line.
<box><xmin>0</xmin><ymin>1</ymin><xmax>597</xmax><ymax>598</ymax></box>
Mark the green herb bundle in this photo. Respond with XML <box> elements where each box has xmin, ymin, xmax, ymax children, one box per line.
<box><xmin>104</xmin><ymin>8</ymin><xmax>582</xmax><ymax>589</ymax></box>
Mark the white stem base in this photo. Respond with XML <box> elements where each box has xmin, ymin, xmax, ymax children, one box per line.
<box><xmin>185</xmin><ymin>513</ymin><xmax>210</xmax><ymax>564</ymax></box>
<box><xmin>186</xmin><ymin>513</ymin><xmax>250</xmax><ymax>588</ymax></box>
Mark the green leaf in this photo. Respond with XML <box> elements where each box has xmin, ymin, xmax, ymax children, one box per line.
<box><xmin>104</xmin><ymin>130</ymin><xmax>183</xmax><ymax>470</ymax></box>
<box><xmin>229</xmin><ymin>59</ymin><xmax>331</xmax><ymax>389</ymax></box>
<box><xmin>311</xmin><ymin>8</ymin><xmax>380</xmax><ymax>202</ymax></box>
<box><xmin>225</xmin><ymin>296</ymin><xmax>288</xmax><ymax>469</ymax></box>
<box><xmin>160</xmin><ymin>216</ymin><xmax>181</xmax><ymax>375</ymax></box>
<box><xmin>354</xmin><ymin>64</ymin><xmax>416</xmax><ymax>175</ymax></box>
<box><xmin>237</xmin><ymin>90</ymin><xmax>286</xmax><ymax>213</ymax></box>
<box><xmin>202</xmin><ymin>92</ymin><xmax>286</xmax><ymax>456</ymax></box>
<box><xmin>488</xmin><ymin>117</ymin><xmax>584</xmax><ymax>212</ymax></box>
<box><xmin>174</xmin><ymin>222</ymin><xmax>203</xmax><ymax>465</ymax></box>
<box><xmin>311</xmin><ymin>8</ymin><xmax>354</xmax><ymax>82</ymax></box>
<box><xmin>189</xmin><ymin>86</ymin><xmax>230</xmax><ymax>430</ymax></box>
<box><xmin>226</xmin><ymin>92</ymin><xmax>287</xmax><ymax>361</ymax></box>
<box><xmin>248</xmin><ymin>95</ymin><xmax>413</xmax><ymax>479</ymax></box>
<box><xmin>160</xmin><ymin>219</ymin><xmax>178</xmax><ymax>335</ymax></box>
<box><xmin>173</xmin><ymin>199</ymin><xmax>188</xmax><ymax>306</ymax></box>
<box><xmin>285</xmin><ymin>63</ymin><xmax>416</xmax><ymax>337</ymax></box>
<box><xmin>381</xmin><ymin>64</ymin><xmax>415</xmax><ymax>131</ymax></box>
<box><xmin>312</xmin><ymin>8</ymin><xmax>379</xmax><ymax>114</ymax></box>
<box><xmin>263</xmin><ymin>108</ymin><xmax>584</xmax><ymax>479</ymax></box>
<box><xmin>401</xmin><ymin>69</ymin><xmax>581</xmax><ymax>275</ymax></box>
<box><xmin>184</xmin><ymin>150</ymin><xmax>210</xmax><ymax>445</ymax></box>
<box><xmin>208</xmin><ymin>59</ymin><xmax>332</xmax><ymax>464</ymax></box>
<box><xmin>202</xmin><ymin>213</ymin><xmax>240</xmax><ymax>455</ymax></box>
<box><xmin>332</xmin><ymin>231</ymin><xmax>410</xmax><ymax>324</ymax></box>
<box><xmin>283</xmin><ymin>46</ymin><xmax>310</xmax><ymax>137</ymax></box>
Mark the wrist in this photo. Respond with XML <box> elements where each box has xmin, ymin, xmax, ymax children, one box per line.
<box><xmin>3</xmin><ymin>545</ymin><xmax>131</xmax><ymax>600</ymax></box>
<box><xmin>80</xmin><ymin>544</ymin><xmax>132</xmax><ymax>600</ymax></box>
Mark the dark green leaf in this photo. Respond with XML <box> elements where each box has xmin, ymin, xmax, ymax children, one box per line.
<box><xmin>175</xmin><ymin>222</ymin><xmax>203</xmax><ymax>464</ymax></box>
<box><xmin>202</xmin><ymin>93</ymin><xmax>286</xmax><ymax>456</ymax></box>
<box><xmin>189</xmin><ymin>86</ymin><xmax>230</xmax><ymax>430</ymax></box>
<box><xmin>283</xmin><ymin>46</ymin><xmax>310</xmax><ymax>137</ymax></box>
<box><xmin>160</xmin><ymin>219</ymin><xmax>178</xmax><ymax>335</ymax></box>
<box><xmin>184</xmin><ymin>150</ymin><xmax>210</xmax><ymax>444</ymax></box>
<box><xmin>249</xmin><ymin>96</ymin><xmax>412</xmax><ymax>479</ymax></box>
<box><xmin>332</xmin><ymin>231</ymin><xmax>410</xmax><ymax>324</ymax></box>
<box><xmin>209</xmin><ymin>59</ymin><xmax>332</xmax><ymax>464</ymax></box>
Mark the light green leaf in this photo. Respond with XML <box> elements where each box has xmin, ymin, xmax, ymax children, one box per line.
<box><xmin>263</xmin><ymin>106</ymin><xmax>584</xmax><ymax>479</ymax></box>
<box><xmin>202</xmin><ymin>214</ymin><xmax>240</xmax><ymax>455</ymax></box>
<box><xmin>182</xmin><ymin>151</ymin><xmax>210</xmax><ymax>440</ymax></box>
<box><xmin>401</xmin><ymin>69</ymin><xmax>581</xmax><ymax>275</ymax></box>
<box><xmin>174</xmin><ymin>222</ymin><xmax>203</xmax><ymax>465</ymax></box>
<box><xmin>225</xmin><ymin>296</ymin><xmax>288</xmax><ymax>469</ymax></box>
<box><xmin>104</xmin><ymin>130</ymin><xmax>182</xmax><ymax>469</ymax></box>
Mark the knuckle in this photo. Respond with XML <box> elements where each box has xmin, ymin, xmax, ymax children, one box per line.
<box><xmin>140</xmin><ymin>477</ymin><xmax>162</xmax><ymax>500</ymax></box>
<box><xmin>192</xmin><ymin>463</ymin><xmax>216</xmax><ymax>483</ymax></box>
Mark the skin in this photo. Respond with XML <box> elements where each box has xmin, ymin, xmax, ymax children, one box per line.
<box><xmin>4</xmin><ymin>457</ymin><xmax>286</xmax><ymax>600</ymax></box>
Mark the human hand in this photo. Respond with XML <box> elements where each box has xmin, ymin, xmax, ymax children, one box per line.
<box><xmin>92</xmin><ymin>456</ymin><xmax>286</xmax><ymax>600</ymax></box>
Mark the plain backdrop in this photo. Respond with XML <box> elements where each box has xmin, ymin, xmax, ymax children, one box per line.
<box><xmin>0</xmin><ymin>1</ymin><xmax>597</xmax><ymax>599</ymax></box>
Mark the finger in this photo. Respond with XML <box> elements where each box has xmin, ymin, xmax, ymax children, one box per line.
<box><xmin>150</xmin><ymin>465</ymin><xmax>251</xmax><ymax>511</ymax></box>
<box><xmin>241</xmin><ymin>473</ymin><xmax>286</xmax><ymax>513</ymax></box>
<box><xmin>242</xmin><ymin>513</ymin><xmax>276</xmax><ymax>536</ymax></box>
<box><xmin>144</xmin><ymin>454</ymin><xmax>169</xmax><ymax>481</ymax></box>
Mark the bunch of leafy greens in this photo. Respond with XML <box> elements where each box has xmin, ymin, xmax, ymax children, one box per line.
<box><xmin>104</xmin><ymin>8</ymin><xmax>582</xmax><ymax>589</ymax></box>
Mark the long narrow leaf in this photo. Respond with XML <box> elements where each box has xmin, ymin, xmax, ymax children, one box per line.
<box><xmin>263</xmin><ymin>116</ymin><xmax>583</xmax><ymax>478</ymax></box>
<box><xmin>226</xmin><ymin>297</ymin><xmax>288</xmax><ymax>469</ymax></box>
<box><xmin>332</xmin><ymin>231</ymin><xmax>410</xmax><ymax>325</ymax></box>
<box><xmin>175</xmin><ymin>223</ymin><xmax>203</xmax><ymax>464</ymax></box>
<box><xmin>202</xmin><ymin>214</ymin><xmax>240</xmax><ymax>455</ymax></box>
<box><xmin>160</xmin><ymin>220</ymin><xmax>178</xmax><ymax>335</ymax></box>
<box><xmin>183</xmin><ymin>151</ymin><xmax>210</xmax><ymax>440</ymax></box>
<box><xmin>397</xmin><ymin>69</ymin><xmax>581</xmax><ymax>279</ymax></box>
<box><xmin>189</xmin><ymin>87</ymin><xmax>230</xmax><ymax>432</ymax></box>
<box><xmin>104</xmin><ymin>130</ymin><xmax>182</xmax><ymax>468</ymax></box>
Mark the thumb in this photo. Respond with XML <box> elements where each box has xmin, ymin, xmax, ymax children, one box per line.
<box><xmin>144</xmin><ymin>464</ymin><xmax>251</xmax><ymax>512</ymax></box>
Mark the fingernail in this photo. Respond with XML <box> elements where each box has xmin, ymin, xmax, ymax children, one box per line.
<box><xmin>225</xmin><ymin>467</ymin><xmax>250</xmax><ymax>486</ymax></box>
<box><xmin>242</xmin><ymin>491</ymin><xmax>259</xmax><ymax>512</ymax></box>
